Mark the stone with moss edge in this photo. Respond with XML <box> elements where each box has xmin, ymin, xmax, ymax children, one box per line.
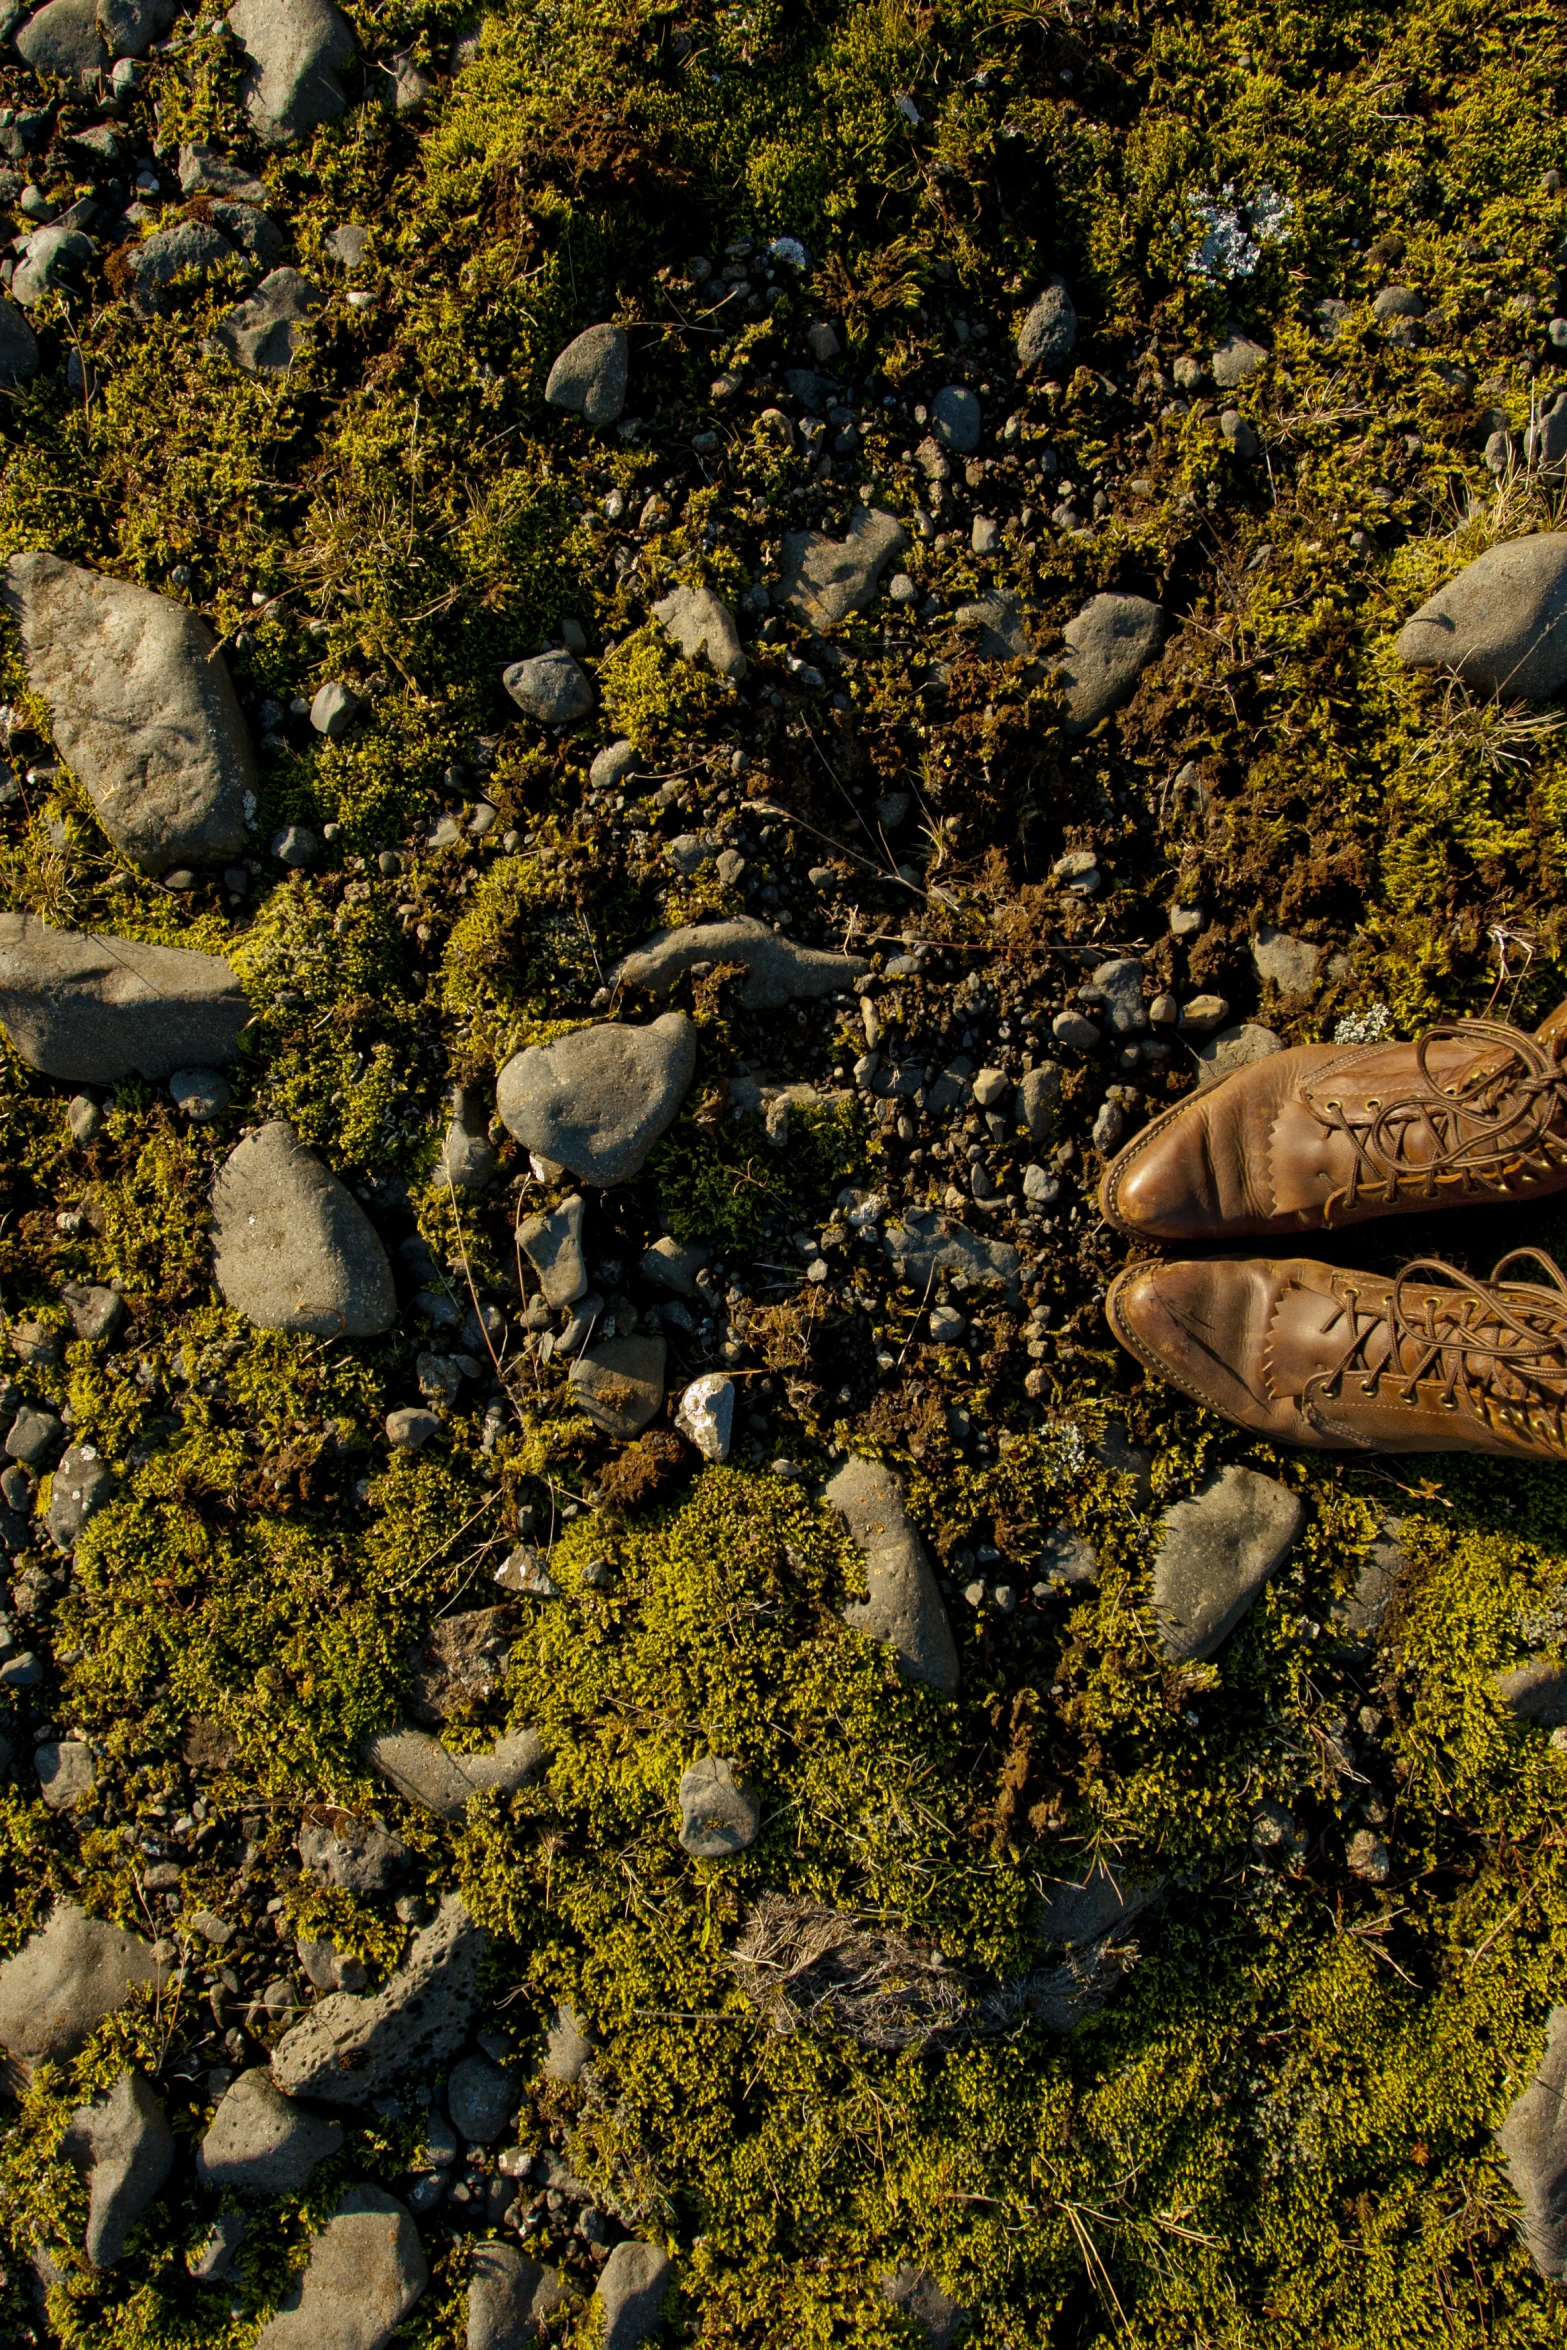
<box><xmin>0</xmin><ymin>1902</ymin><xmax>166</xmax><ymax>2072</ymax></box>
<box><xmin>253</xmin><ymin>2185</ymin><xmax>426</xmax><ymax>2350</ymax></box>
<box><xmin>61</xmin><ymin>2067</ymin><xmax>173</xmax><ymax>2269</ymax></box>
<box><xmin>568</xmin><ymin>1335</ymin><xmax>666</xmax><ymax>1437</ymax></box>
<box><xmin>466</xmin><ymin>2242</ymin><xmax>572</xmax><ymax>2350</ymax></box>
<box><xmin>0</xmin><ymin>915</ymin><xmax>247</xmax><ymax>1081</ymax></box>
<box><xmin>590</xmin><ymin>2241</ymin><xmax>675</xmax><ymax>2350</ymax></box>
<box><xmin>608</xmin><ymin>916</ymin><xmax>867</xmax><ymax>1010</ymax></box>
<box><xmin>197</xmin><ymin>2066</ymin><xmax>343</xmax><ymax>2198</ymax></box>
<box><xmin>270</xmin><ymin>1895</ymin><xmax>484</xmax><ymax>2105</ymax></box>
<box><xmin>229</xmin><ymin>0</ymin><xmax>357</xmax><ymax>147</ymax></box>
<box><xmin>825</xmin><ymin>1457</ymin><xmax>959</xmax><ymax>1694</ymax></box>
<box><xmin>212</xmin><ymin>1122</ymin><xmax>396</xmax><ymax>1338</ymax></box>
<box><xmin>544</xmin><ymin>322</ymin><xmax>629</xmax><ymax>425</ymax></box>
<box><xmin>497</xmin><ymin>1018</ymin><xmax>696</xmax><ymax>1185</ymax></box>
<box><xmin>1395</xmin><ymin>534</ymin><xmax>1567</xmax><ymax>701</ymax></box>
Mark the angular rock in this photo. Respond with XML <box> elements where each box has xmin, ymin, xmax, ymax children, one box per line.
<box><xmin>0</xmin><ymin>908</ymin><xmax>249</xmax><ymax>1079</ymax></box>
<box><xmin>123</xmin><ymin>221</ymin><xmax>238</xmax><ymax>313</ymax></box>
<box><xmin>1395</xmin><ymin>536</ymin><xmax>1567</xmax><ymax>702</ymax></box>
<box><xmin>44</xmin><ymin>1442</ymin><xmax>114</xmax><ymax>1550</ymax></box>
<box><xmin>1090</xmin><ymin>957</ymin><xmax>1146</xmax><ymax>1035</ymax></box>
<box><xmin>230</xmin><ymin>0</ymin><xmax>357</xmax><ymax>145</ymax></box>
<box><xmin>197</xmin><ymin>2066</ymin><xmax>343</xmax><ymax>2197</ymax></box>
<box><xmin>0</xmin><ymin>297</ymin><xmax>40</xmax><ymax>386</ymax></box>
<box><xmin>1036</xmin><ymin>1860</ymin><xmax>1161</xmax><ymax>1947</ymax></box>
<box><xmin>1152</xmin><ymin>1466</ymin><xmax>1304</xmax><ymax>1663</ymax></box>
<box><xmin>1495</xmin><ymin>1658</ymin><xmax>1567</xmax><ymax>1727</ymax></box>
<box><xmin>544</xmin><ymin>323</ymin><xmax>628</xmax><ymax>426</ymax></box>
<box><xmin>254</xmin><ymin>2186</ymin><xmax>426</xmax><ymax>2350</ymax></box>
<box><xmin>652</xmin><ymin>583</ymin><xmax>746</xmax><ymax>680</ymax></box>
<box><xmin>1058</xmin><ymin>593</ymin><xmax>1166</xmax><ymax>734</ymax></box>
<box><xmin>210</xmin><ymin>267</ymin><xmax>322</xmax><ymax>371</ymax></box>
<box><xmin>441</xmin><ymin>1085</ymin><xmax>498</xmax><ymax>1190</ymax></box>
<box><xmin>61</xmin><ymin>2069</ymin><xmax>173</xmax><ymax>2269</ymax></box>
<box><xmin>497</xmin><ymin>1017</ymin><xmax>695</xmax><ymax>1185</ymax></box>
<box><xmin>11</xmin><ymin>225</ymin><xmax>94</xmax><ymax>308</ymax></box>
<box><xmin>61</xmin><ymin>1282</ymin><xmax>122</xmax><ymax>1342</ymax></box>
<box><xmin>1017</xmin><ymin>1062</ymin><xmax>1062</xmax><ymax>1140</ymax></box>
<box><xmin>1499</xmin><ymin>2006</ymin><xmax>1567</xmax><ymax>2276</ymax></box>
<box><xmin>883</xmin><ymin>1206</ymin><xmax>1020</xmax><ymax>1305</ymax></box>
<box><xmin>298</xmin><ymin>1814</ymin><xmax>410</xmax><ymax>1895</ymax></box>
<box><xmin>36</xmin><ymin>1738</ymin><xmax>95</xmax><ymax>1810</ymax></box>
<box><xmin>179</xmin><ymin>142</ymin><xmax>270</xmax><ymax>201</ymax></box>
<box><xmin>1331</xmin><ymin>1519</ymin><xmax>1405</xmax><ymax>1647</ymax></box>
<box><xmin>675</xmin><ymin>1372</ymin><xmax>734</xmax><ymax>1462</ymax></box>
<box><xmin>826</xmin><ymin>1457</ymin><xmax>959</xmax><ymax>1695</ymax></box>
<box><xmin>609</xmin><ymin>915</ymin><xmax>867</xmax><ymax>1009</ymax></box>
<box><xmin>99</xmin><ymin>0</ymin><xmax>176</xmax><ymax>55</ymax></box>
<box><xmin>568</xmin><ymin>1335</ymin><xmax>666</xmax><ymax>1437</ymax></box>
<box><xmin>1</xmin><ymin>554</ymin><xmax>255</xmax><ymax>874</ymax></box>
<box><xmin>777</xmin><ymin>508</ymin><xmax>907</xmax><ymax>631</ymax></box>
<box><xmin>518</xmin><ymin>1192</ymin><xmax>588</xmax><ymax>1306</ymax></box>
<box><xmin>1016</xmin><ymin>276</ymin><xmax>1077</xmax><ymax>370</ymax></box>
<box><xmin>931</xmin><ymin>385</ymin><xmax>980</xmax><ymax>453</ymax></box>
<box><xmin>467</xmin><ymin>2243</ymin><xmax>570</xmax><ymax>2350</ymax></box>
<box><xmin>641</xmin><ymin>1236</ymin><xmax>709</xmax><ymax>1295</ymax></box>
<box><xmin>590</xmin><ymin>739</ymin><xmax>639</xmax><ymax>792</ymax></box>
<box><xmin>407</xmin><ymin>1608</ymin><xmax>513</xmax><ymax>1724</ymax></box>
<box><xmin>447</xmin><ymin>2051</ymin><xmax>516</xmax><ymax>2145</ymax></box>
<box><xmin>212</xmin><ymin>1122</ymin><xmax>396</xmax><ymax>1338</ymax></box>
<box><xmin>501</xmin><ymin>650</ymin><xmax>594</xmax><ymax>725</ymax></box>
<box><xmin>386</xmin><ymin>1407</ymin><xmax>439</xmax><ymax>1449</ymax></box>
<box><xmin>1211</xmin><ymin>331</ymin><xmax>1268</xmax><ymax>388</ymax></box>
<box><xmin>310</xmin><ymin>680</ymin><xmax>356</xmax><ymax>737</ymax></box>
<box><xmin>591</xmin><ymin>2242</ymin><xmax>674</xmax><ymax>2350</ymax></box>
<box><xmin>270</xmin><ymin>1896</ymin><xmax>485</xmax><ymax>2104</ymax></box>
<box><xmin>365</xmin><ymin>1725</ymin><xmax>544</xmax><ymax>1820</ymax></box>
<box><xmin>210</xmin><ymin>200</ymin><xmax>287</xmax><ymax>268</ymax></box>
<box><xmin>953</xmin><ymin>591</ymin><xmax>1030</xmax><ymax>660</ymax></box>
<box><xmin>1251</xmin><ymin>927</ymin><xmax>1320</xmax><ymax>997</ymax></box>
<box><xmin>169</xmin><ymin>1065</ymin><xmax>230</xmax><ymax>1121</ymax></box>
<box><xmin>543</xmin><ymin>2002</ymin><xmax>592</xmax><ymax>2083</ymax></box>
<box><xmin>678</xmin><ymin>1755</ymin><xmax>759</xmax><ymax>1857</ymax></box>
<box><xmin>190</xmin><ymin>2209</ymin><xmax>250</xmax><ymax>2283</ymax></box>
<box><xmin>297</xmin><ymin>1936</ymin><xmax>365</xmax><ymax>1995</ymax></box>
<box><xmin>1195</xmin><ymin>1022</ymin><xmax>1282</xmax><ymax>1088</ymax></box>
<box><xmin>16</xmin><ymin>0</ymin><xmax>105</xmax><ymax>82</ymax></box>
<box><xmin>881</xmin><ymin>2263</ymin><xmax>967</xmax><ymax>2350</ymax></box>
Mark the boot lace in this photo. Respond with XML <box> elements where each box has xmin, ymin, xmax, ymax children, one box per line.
<box><xmin>1299</xmin><ymin>1249</ymin><xmax>1567</xmax><ymax>1449</ymax></box>
<box><xmin>1307</xmin><ymin>1020</ymin><xmax>1567</xmax><ymax>1224</ymax></box>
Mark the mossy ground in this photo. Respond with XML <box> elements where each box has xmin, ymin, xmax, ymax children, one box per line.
<box><xmin>2</xmin><ymin>0</ymin><xmax>1567</xmax><ymax>2343</ymax></box>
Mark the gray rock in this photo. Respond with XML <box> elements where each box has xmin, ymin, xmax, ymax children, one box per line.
<box><xmin>1496</xmin><ymin>1657</ymin><xmax>1567</xmax><ymax>1726</ymax></box>
<box><xmin>467</xmin><ymin>2243</ymin><xmax>571</xmax><ymax>2350</ymax></box>
<box><xmin>1016</xmin><ymin>275</ymin><xmax>1077</xmax><ymax>370</ymax></box>
<box><xmin>777</xmin><ymin>507</ymin><xmax>907</xmax><ymax>631</ymax></box>
<box><xmin>568</xmin><ymin>1336</ymin><xmax>666</xmax><ymax>1437</ymax></box>
<box><xmin>1152</xmin><ymin>1465</ymin><xmax>1304</xmax><ymax>1663</ymax></box>
<box><xmin>36</xmin><ymin>1738</ymin><xmax>95</xmax><ymax>1810</ymax></box>
<box><xmin>1037</xmin><ymin>1523</ymin><xmax>1097</xmax><ymax>1587</ymax></box>
<box><xmin>179</xmin><ymin>143</ymin><xmax>270</xmax><ymax>201</ymax></box>
<box><xmin>7</xmin><ymin>1404</ymin><xmax>63</xmax><ymax>1465</ymax></box>
<box><xmin>952</xmin><ymin>591</ymin><xmax>1030</xmax><ymax>660</ymax></box>
<box><xmin>1211</xmin><ymin>331</ymin><xmax>1268</xmax><ymax>388</ymax></box>
<box><xmin>386</xmin><ymin>1407</ymin><xmax>439</xmax><ymax>1449</ymax></box>
<box><xmin>883</xmin><ymin>1206</ymin><xmax>1020</xmax><ymax>1305</ymax></box>
<box><xmin>230</xmin><ymin>0</ymin><xmax>357</xmax><ymax>146</ymax></box>
<box><xmin>169</xmin><ymin>1064</ymin><xmax>230</xmax><ymax>1120</ymax></box>
<box><xmin>0</xmin><ymin>907</ymin><xmax>247</xmax><ymax>1081</ymax></box>
<box><xmin>1017</xmin><ymin>1062</ymin><xmax>1062</xmax><ymax>1140</ymax></box>
<box><xmin>1332</xmin><ymin>1520</ymin><xmax>1405</xmax><ymax>1646</ymax></box>
<box><xmin>67</xmin><ymin>1094</ymin><xmax>104</xmax><ymax>1144</ymax></box>
<box><xmin>652</xmin><ymin>583</ymin><xmax>746</xmax><ymax>680</ymax></box>
<box><xmin>273</xmin><ymin>824</ymin><xmax>319</xmax><ymax>868</ymax></box>
<box><xmin>1499</xmin><ymin>2006</ymin><xmax>1567</xmax><ymax>2275</ymax></box>
<box><xmin>542</xmin><ymin>2003</ymin><xmax>592</xmax><ymax>2083</ymax></box>
<box><xmin>675</xmin><ymin>1371</ymin><xmax>733</xmax><ymax>1463</ymax></box>
<box><xmin>591</xmin><ymin>2242</ymin><xmax>674</xmax><ymax>2350</ymax></box>
<box><xmin>365</xmin><ymin>1725</ymin><xmax>544</xmax><ymax>1819</ymax></box>
<box><xmin>11</xmin><ymin>225</ymin><xmax>93</xmax><ymax>308</ymax></box>
<box><xmin>212</xmin><ymin>1122</ymin><xmax>396</xmax><ymax>1338</ymax></box>
<box><xmin>931</xmin><ymin>385</ymin><xmax>981</xmax><ymax>453</ymax></box>
<box><xmin>210</xmin><ymin>266</ymin><xmax>322</xmax><ymax>371</ymax></box>
<box><xmin>15</xmin><ymin>0</ymin><xmax>104</xmax><ymax>82</ymax></box>
<box><xmin>641</xmin><ymin>1236</ymin><xmax>708</xmax><ymax>1295</ymax></box>
<box><xmin>1037</xmin><ymin>1860</ymin><xmax>1160</xmax><ymax>1947</ymax></box>
<box><xmin>310</xmin><ymin>679</ymin><xmax>357</xmax><ymax>737</ymax></box>
<box><xmin>197</xmin><ymin>2066</ymin><xmax>343</xmax><ymax>2197</ymax></box>
<box><xmin>518</xmin><ymin>1193</ymin><xmax>587</xmax><ymax>1307</ymax></box>
<box><xmin>1090</xmin><ymin>957</ymin><xmax>1145</xmax><ymax>1035</ymax></box>
<box><xmin>210</xmin><ymin>201</ymin><xmax>287</xmax><ymax>268</ymax></box>
<box><xmin>609</xmin><ymin>915</ymin><xmax>867</xmax><ymax>1009</ymax></box>
<box><xmin>440</xmin><ymin>1086</ymin><xmax>498</xmax><ymax>1190</ymax></box>
<box><xmin>123</xmin><ymin>221</ymin><xmax>237</xmax><ymax>313</ymax></box>
<box><xmin>1220</xmin><ymin>408</ymin><xmax>1257</xmax><ymax>459</ymax></box>
<box><xmin>1</xmin><ymin>554</ymin><xmax>255</xmax><ymax>874</ymax></box>
<box><xmin>407</xmin><ymin>1607</ymin><xmax>513</xmax><ymax>1724</ymax></box>
<box><xmin>0</xmin><ymin>297</ymin><xmax>39</xmax><ymax>386</ymax></box>
<box><xmin>1195</xmin><ymin>1022</ymin><xmax>1282</xmax><ymax>1088</ymax></box>
<box><xmin>297</xmin><ymin>1936</ymin><xmax>366</xmax><ymax>1995</ymax></box>
<box><xmin>678</xmin><ymin>1755</ymin><xmax>759</xmax><ymax>1856</ymax></box>
<box><xmin>544</xmin><ymin>323</ymin><xmax>628</xmax><ymax>426</ymax></box>
<box><xmin>881</xmin><ymin>2262</ymin><xmax>967</xmax><ymax>2350</ymax></box>
<box><xmin>502</xmin><ymin>650</ymin><xmax>594</xmax><ymax>725</ymax></box>
<box><xmin>1395</xmin><ymin>535</ymin><xmax>1567</xmax><ymax>701</ymax></box>
<box><xmin>61</xmin><ymin>2069</ymin><xmax>172</xmax><ymax>2269</ymax></box>
<box><xmin>270</xmin><ymin>1897</ymin><xmax>484</xmax><ymax>2105</ymax></box>
<box><xmin>325</xmin><ymin>221</ymin><xmax>368</xmax><ymax>269</ymax></box>
<box><xmin>826</xmin><ymin>1457</ymin><xmax>958</xmax><ymax>1695</ymax></box>
<box><xmin>254</xmin><ymin>2186</ymin><xmax>427</xmax><ymax>2350</ymax></box>
<box><xmin>61</xmin><ymin>1281</ymin><xmax>123</xmax><ymax>1341</ymax></box>
<box><xmin>100</xmin><ymin>0</ymin><xmax>176</xmax><ymax>55</ymax></box>
<box><xmin>447</xmin><ymin>2051</ymin><xmax>516</xmax><ymax>2145</ymax></box>
<box><xmin>298</xmin><ymin>1815</ymin><xmax>409</xmax><ymax>1895</ymax></box>
<box><xmin>1058</xmin><ymin>592</ymin><xmax>1166</xmax><ymax>734</ymax></box>
<box><xmin>189</xmin><ymin>2210</ymin><xmax>250</xmax><ymax>2283</ymax></box>
<box><xmin>590</xmin><ymin>739</ymin><xmax>638</xmax><ymax>792</ymax></box>
<box><xmin>1251</xmin><ymin>927</ymin><xmax>1320</xmax><ymax>997</ymax></box>
<box><xmin>497</xmin><ymin>1016</ymin><xmax>696</xmax><ymax>1185</ymax></box>
<box><xmin>493</xmin><ymin>1544</ymin><xmax>558</xmax><ymax>1599</ymax></box>
<box><xmin>44</xmin><ymin>1442</ymin><xmax>114</xmax><ymax>1550</ymax></box>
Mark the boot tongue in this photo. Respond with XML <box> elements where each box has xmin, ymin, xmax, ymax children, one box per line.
<box><xmin>1262</xmin><ymin>1274</ymin><xmax>1392</xmax><ymax>1402</ymax></box>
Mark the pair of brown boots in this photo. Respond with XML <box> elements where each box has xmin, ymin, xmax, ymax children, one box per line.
<box><xmin>1098</xmin><ymin>1003</ymin><xmax>1567</xmax><ymax>1460</ymax></box>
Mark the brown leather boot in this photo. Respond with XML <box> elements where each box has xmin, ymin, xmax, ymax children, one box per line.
<box><xmin>1106</xmin><ymin>1248</ymin><xmax>1567</xmax><ymax>1457</ymax></box>
<box><xmin>1100</xmin><ymin>1003</ymin><xmax>1567</xmax><ymax>1242</ymax></box>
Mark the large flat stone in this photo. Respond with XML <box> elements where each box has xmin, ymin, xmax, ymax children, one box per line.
<box><xmin>15</xmin><ymin>0</ymin><xmax>105</xmax><ymax>82</ymax></box>
<box><xmin>609</xmin><ymin>916</ymin><xmax>867</xmax><ymax>1010</ymax></box>
<box><xmin>777</xmin><ymin>508</ymin><xmax>907</xmax><ymax>631</ymax></box>
<box><xmin>1</xmin><ymin>553</ymin><xmax>254</xmax><ymax>874</ymax></box>
<box><xmin>466</xmin><ymin>2242</ymin><xmax>570</xmax><ymax>2350</ymax></box>
<box><xmin>1151</xmin><ymin>1465</ymin><xmax>1304</xmax><ymax>1662</ymax></box>
<box><xmin>209</xmin><ymin>266</ymin><xmax>322</xmax><ymax>372</ymax></box>
<box><xmin>212</xmin><ymin>1122</ymin><xmax>396</xmax><ymax>1337</ymax></box>
<box><xmin>365</xmin><ymin>1725</ymin><xmax>544</xmax><ymax>1819</ymax></box>
<box><xmin>1395</xmin><ymin>535</ymin><xmax>1567</xmax><ymax>701</ymax></box>
<box><xmin>591</xmin><ymin>2242</ymin><xmax>674</xmax><ymax>2350</ymax></box>
<box><xmin>0</xmin><ymin>913</ymin><xmax>248</xmax><ymax>1083</ymax></box>
<box><xmin>826</xmin><ymin>1457</ymin><xmax>958</xmax><ymax>1695</ymax></box>
<box><xmin>230</xmin><ymin>0</ymin><xmax>357</xmax><ymax>145</ymax></box>
<box><xmin>1499</xmin><ymin>2006</ymin><xmax>1567</xmax><ymax>2275</ymax></box>
<box><xmin>0</xmin><ymin>1901</ymin><xmax>165</xmax><ymax>2070</ymax></box>
<box><xmin>197</xmin><ymin>2066</ymin><xmax>343</xmax><ymax>2197</ymax></box>
<box><xmin>255</xmin><ymin>2186</ymin><xmax>426</xmax><ymax>2350</ymax></box>
<box><xmin>883</xmin><ymin>1206</ymin><xmax>1021</xmax><ymax>1305</ymax></box>
<box><xmin>1058</xmin><ymin>592</ymin><xmax>1166</xmax><ymax>734</ymax></box>
<box><xmin>497</xmin><ymin>1017</ymin><xmax>695</xmax><ymax>1184</ymax></box>
<box><xmin>61</xmin><ymin>2068</ymin><xmax>173</xmax><ymax>2268</ymax></box>
<box><xmin>270</xmin><ymin>1896</ymin><xmax>484</xmax><ymax>2105</ymax></box>
<box><xmin>652</xmin><ymin>583</ymin><xmax>746</xmax><ymax>679</ymax></box>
